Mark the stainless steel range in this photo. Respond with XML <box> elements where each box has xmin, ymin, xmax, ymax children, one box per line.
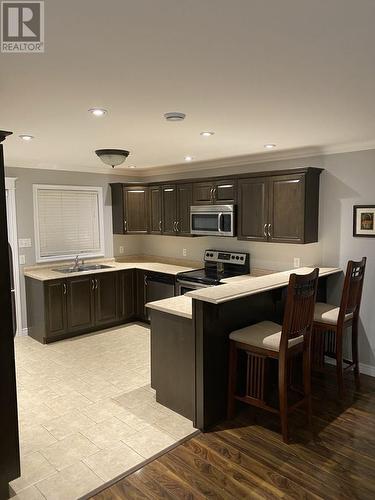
<box><xmin>176</xmin><ymin>249</ymin><xmax>250</xmax><ymax>294</ymax></box>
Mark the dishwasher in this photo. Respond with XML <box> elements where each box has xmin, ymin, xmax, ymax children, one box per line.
<box><xmin>145</xmin><ymin>271</ymin><xmax>176</xmax><ymax>321</ymax></box>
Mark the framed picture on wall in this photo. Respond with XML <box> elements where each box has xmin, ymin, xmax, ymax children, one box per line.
<box><xmin>353</xmin><ymin>205</ymin><xmax>375</xmax><ymax>237</ymax></box>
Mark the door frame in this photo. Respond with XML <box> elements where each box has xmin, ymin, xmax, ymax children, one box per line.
<box><xmin>5</xmin><ymin>177</ymin><xmax>23</xmax><ymax>335</ymax></box>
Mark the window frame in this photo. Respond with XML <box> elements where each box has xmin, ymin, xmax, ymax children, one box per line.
<box><xmin>33</xmin><ymin>184</ymin><xmax>105</xmax><ymax>263</ymax></box>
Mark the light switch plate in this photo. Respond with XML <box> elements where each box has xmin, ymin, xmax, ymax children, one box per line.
<box><xmin>182</xmin><ymin>248</ymin><xmax>187</xmax><ymax>257</ymax></box>
<box><xmin>19</xmin><ymin>238</ymin><xmax>32</xmax><ymax>248</ymax></box>
<box><xmin>119</xmin><ymin>246</ymin><xmax>124</xmax><ymax>254</ymax></box>
<box><xmin>19</xmin><ymin>254</ymin><xmax>26</xmax><ymax>265</ymax></box>
<box><xmin>293</xmin><ymin>257</ymin><xmax>301</xmax><ymax>268</ymax></box>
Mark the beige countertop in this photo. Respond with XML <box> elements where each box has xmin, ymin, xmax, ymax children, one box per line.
<box><xmin>186</xmin><ymin>267</ymin><xmax>342</xmax><ymax>304</ymax></box>
<box><xmin>146</xmin><ymin>295</ymin><xmax>192</xmax><ymax>320</ymax></box>
<box><xmin>24</xmin><ymin>258</ymin><xmax>198</xmax><ymax>281</ymax></box>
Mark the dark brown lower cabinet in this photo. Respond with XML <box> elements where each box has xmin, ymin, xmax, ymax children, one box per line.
<box><xmin>95</xmin><ymin>272</ymin><xmax>119</xmax><ymax>326</ymax></box>
<box><xmin>135</xmin><ymin>269</ymin><xmax>148</xmax><ymax>322</ymax></box>
<box><xmin>119</xmin><ymin>269</ymin><xmax>136</xmax><ymax>321</ymax></box>
<box><xmin>66</xmin><ymin>276</ymin><xmax>95</xmax><ymax>333</ymax></box>
<box><xmin>45</xmin><ymin>280</ymin><xmax>68</xmax><ymax>337</ymax></box>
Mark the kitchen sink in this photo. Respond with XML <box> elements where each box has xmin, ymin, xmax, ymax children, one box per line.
<box><xmin>52</xmin><ymin>264</ymin><xmax>113</xmax><ymax>273</ymax></box>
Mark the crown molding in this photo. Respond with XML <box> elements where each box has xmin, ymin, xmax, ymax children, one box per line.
<box><xmin>5</xmin><ymin>140</ymin><xmax>375</xmax><ymax>179</ymax></box>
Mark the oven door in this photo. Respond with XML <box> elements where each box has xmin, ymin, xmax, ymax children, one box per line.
<box><xmin>190</xmin><ymin>205</ymin><xmax>235</xmax><ymax>236</ymax></box>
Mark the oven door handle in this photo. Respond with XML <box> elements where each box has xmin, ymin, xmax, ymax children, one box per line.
<box><xmin>177</xmin><ymin>279</ymin><xmax>214</xmax><ymax>288</ymax></box>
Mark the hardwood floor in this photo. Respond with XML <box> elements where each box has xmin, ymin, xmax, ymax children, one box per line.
<box><xmin>91</xmin><ymin>369</ymin><xmax>375</xmax><ymax>499</ymax></box>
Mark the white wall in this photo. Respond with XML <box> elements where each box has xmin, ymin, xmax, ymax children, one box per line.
<box><xmin>117</xmin><ymin>149</ymin><xmax>375</xmax><ymax>372</ymax></box>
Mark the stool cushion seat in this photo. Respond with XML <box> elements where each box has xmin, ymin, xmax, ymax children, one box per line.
<box><xmin>314</xmin><ymin>302</ymin><xmax>353</xmax><ymax>325</ymax></box>
<box><xmin>229</xmin><ymin>320</ymin><xmax>303</xmax><ymax>352</ymax></box>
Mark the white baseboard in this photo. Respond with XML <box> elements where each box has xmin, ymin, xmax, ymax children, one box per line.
<box><xmin>325</xmin><ymin>356</ymin><xmax>375</xmax><ymax>377</ymax></box>
<box><xmin>17</xmin><ymin>328</ymin><xmax>28</xmax><ymax>336</ymax></box>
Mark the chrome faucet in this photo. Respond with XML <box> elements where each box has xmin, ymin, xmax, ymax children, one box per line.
<box><xmin>73</xmin><ymin>255</ymin><xmax>80</xmax><ymax>271</ymax></box>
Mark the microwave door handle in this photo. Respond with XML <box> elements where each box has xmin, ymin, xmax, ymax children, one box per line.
<box><xmin>218</xmin><ymin>212</ymin><xmax>223</xmax><ymax>233</ymax></box>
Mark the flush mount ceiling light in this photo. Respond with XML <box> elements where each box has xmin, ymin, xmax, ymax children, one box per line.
<box><xmin>164</xmin><ymin>112</ymin><xmax>186</xmax><ymax>122</ymax></box>
<box><xmin>95</xmin><ymin>149</ymin><xmax>130</xmax><ymax>168</ymax></box>
<box><xmin>264</xmin><ymin>143</ymin><xmax>276</xmax><ymax>150</ymax></box>
<box><xmin>200</xmin><ymin>131</ymin><xmax>215</xmax><ymax>137</ymax></box>
<box><xmin>184</xmin><ymin>155</ymin><xmax>194</xmax><ymax>162</ymax></box>
<box><xmin>19</xmin><ymin>134</ymin><xmax>34</xmax><ymax>141</ymax></box>
<box><xmin>89</xmin><ymin>108</ymin><xmax>107</xmax><ymax>117</ymax></box>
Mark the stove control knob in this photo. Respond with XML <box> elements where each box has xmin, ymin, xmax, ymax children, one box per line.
<box><xmin>236</xmin><ymin>256</ymin><xmax>239</xmax><ymax>260</ymax></box>
<box><xmin>240</xmin><ymin>256</ymin><xmax>244</xmax><ymax>260</ymax></box>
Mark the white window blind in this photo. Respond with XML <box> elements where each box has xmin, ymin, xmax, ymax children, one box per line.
<box><xmin>34</xmin><ymin>185</ymin><xmax>104</xmax><ymax>261</ymax></box>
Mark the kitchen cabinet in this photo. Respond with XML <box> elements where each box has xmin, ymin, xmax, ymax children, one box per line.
<box><xmin>136</xmin><ymin>269</ymin><xmax>148</xmax><ymax>322</ymax></box>
<box><xmin>161</xmin><ymin>183</ymin><xmax>192</xmax><ymax>236</ymax></box>
<box><xmin>94</xmin><ymin>272</ymin><xmax>119</xmax><ymax>326</ymax></box>
<box><xmin>192</xmin><ymin>179</ymin><xmax>236</xmax><ymax>205</ymax></box>
<box><xmin>119</xmin><ymin>269</ymin><xmax>136</xmax><ymax>321</ymax></box>
<box><xmin>238</xmin><ymin>170</ymin><xmax>321</xmax><ymax>243</ymax></box>
<box><xmin>149</xmin><ymin>185</ymin><xmax>162</xmax><ymax>234</ymax></box>
<box><xmin>66</xmin><ymin>275</ymin><xmax>95</xmax><ymax>332</ymax></box>
<box><xmin>110</xmin><ymin>183</ymin><xmax>148</xmax><ymax>234</ymax></box>
<box><xmin>45</xmin><ymin>280</ymin><xmax>68</xmax><ymax>337</ymax></box>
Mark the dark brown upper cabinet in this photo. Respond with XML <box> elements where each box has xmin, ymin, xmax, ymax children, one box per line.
<box><xmin>192</xmin><ymin>179</ymin><xmax>236</xmax><ymax>205</ymax></box>
<box><xmin>149</xmin><ymin>185</ymin><xmax>162</xmax><ymax>234</ymax></box>
<box><xmin>238</xmin><ymin>169</ymin><xmax>321</xmax><ymax>244</ymax></box>
<box><xmin>110</xmin><ymin>184</ymin><xmax>149</xmax><ymax>234</ymax></box>
<box><xmin>161</xmin><ymin>183</ymin><xmax>192</xmax><ymax>236</ymax></box>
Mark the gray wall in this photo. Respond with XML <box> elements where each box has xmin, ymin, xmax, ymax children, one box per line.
<box><xmin>118</xmin><ymin>149</ymin><xmax>375</xmax><ymax>372</ymax></box>
<box><xmin>5</xmin><ymin>167</ymin><xmax>135</xmax><ymax>329</ymax></box>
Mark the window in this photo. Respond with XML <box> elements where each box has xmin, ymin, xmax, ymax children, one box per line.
<box><xmin>33</xmin><ymin>185</ymin><xmax>105</xmax><ymax>262</ymax></box>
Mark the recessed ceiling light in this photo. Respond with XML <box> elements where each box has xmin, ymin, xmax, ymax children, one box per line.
<box><xmin>129</xmin><ymin>165</ymin><xmax>137</xmax><ymax>169</ymax></box>
<box><xmin>200</xmin><ymin>131</ymin><xmax>214</xmax><ymax>137</ymax></box>
<box><xmin>164</xmin><ymin>112</ymin><xmax>186</xmax><ymax>122</ymax></box>
<box><xmin>89</xmin><ymin>108</ymin><xmax>107</xmax><ymax>117</ymax></box>
<box><xmin>19</xmin><ymin>134</ymin><xmax>34</xmax><ymax>141</ymax></box>
<box><xmin>264</xmin><ymin>143</ymin><xmax>276</xmax><ymax>150</ymax></box>
<box><xmin>184</xmin><ymin>155</ymin><xmax>193</xmax><ymax>161</ymax></box>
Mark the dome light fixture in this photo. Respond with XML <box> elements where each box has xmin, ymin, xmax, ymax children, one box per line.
<box><xmin>95</xmin><ymin>149</ymin><xmax>130</xmax><ymax>168</ymax></box>
<box><xmin>89</xmin><ymin>108</ymin><xmax>107</xmax><ymax>117</ymax></box>
<box><xmin>19</xmin><ymin>134</ymin><xmax>34</xmax><ymax>141</ymax></box>
<box><xmin>200</xmin><ymin>131</ymin><xmax>214</xmax><ymax>137</ymax></box>
<box><xmin>164</xmin><ymin>112</ymin><xmax>186</xmax><ymax>122</ymax></box>
<box><xmin>264</xmin><ymin>143</ymin><xmax>276</xmax><ymax>150</ymax></box>
<box><xmin>184</xmin><ymin>155</ymin><xmax>194</xmax><ymax>162</ymax></box>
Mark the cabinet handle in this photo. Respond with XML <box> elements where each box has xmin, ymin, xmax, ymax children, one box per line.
<box><xmin>63</xmin><ymin>283</ymin><xmax>67</xmax><ymax>295</ymax></box>
<box><xmin>213</xmin><ymin>187</ymin><xmax>217</xmax><ymax>201</ymax></box>
<box><xmin>268</xmin><ymin>223</ymin><xmax>272</xmax><ymax>237</ymax></box>
<box><xmin>263</xmin><ymin>223</ymin><xmax>268</xmax><ymax>238</ymax></box>
<box><xmin>210</xmin><ymin>187</ymin><xmax>214</xmax><ymax>202</ymax></box>
<box><xmin>159</xmin><ymin>220</ymin><xmax>162</xmax><ymax>231</ymax></box>
<box><xmin>91</xmin><ymin>279</ymin><xmax>95</xmax><ymax>291</ymax></box>
<box><xmin>95</xmin><ymin>278</ymin><xmax>98</xmax><ymax>290</ymax></box>
<box><xmin>124</xmin><ymin>219</ymin><xmax>127</xmax><ymax>232</ymax></box>
<box><xmin>144</xmin><ymin>275</ymin><xmax>148</xmax><ymax>286</ymax></box>
<box><xmin>176</xmin><ymin>221</ymin><xmax>179</xmax><ymax>232</ymax></box>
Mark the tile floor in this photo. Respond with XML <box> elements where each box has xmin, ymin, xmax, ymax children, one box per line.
<box><xmin>11</xmin><ymin>323</ymin><xmax>196</xmax><ymax>500</ymax></box>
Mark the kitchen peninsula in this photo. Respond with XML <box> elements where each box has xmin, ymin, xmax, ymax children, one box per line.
<box><xmin>147</xmin><ymin>266</ymin><xmax>341</xmax><ymax>430</ymax></box>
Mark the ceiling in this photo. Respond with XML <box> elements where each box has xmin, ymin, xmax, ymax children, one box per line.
<box><xmin>1</xmin><ymin>0</ymin><xmax>375</xmax><ymax>175</ymax></box>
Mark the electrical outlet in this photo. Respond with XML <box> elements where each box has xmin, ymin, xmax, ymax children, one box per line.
<box><xmin>19</xmin><ymin>254</ymin><xmax>26</xmax><ymax>265</ymax></box>
<box><xmin>182</xmin><ymin>248</ymin><xmax>187</xmax><ymax>257</ymax></box>
<box><xmin>293</xmin><ymin>257</ymin><xmax>301</xmax><ymax>268</ymax></box>
<box><xmin>119</xmin><ymin>246</ymin><xmax>124</xmax><ymax>254</ymax></box>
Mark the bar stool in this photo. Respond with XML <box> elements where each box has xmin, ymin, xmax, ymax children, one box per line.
<box><xmin>312</xmin><ymin>257</ymin><xmax>366</xmax><ymax>398</ymax></box>
<box><xmin>227</xmin><ymin>268</ymin><xmax>319</xmax><ymax>443</ymax></box>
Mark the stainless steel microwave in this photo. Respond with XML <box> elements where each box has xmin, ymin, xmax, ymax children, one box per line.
<box><xmin>190</xmin><ymin>205</ymin><xmax>235</xmax><ymax>237</ymax></box>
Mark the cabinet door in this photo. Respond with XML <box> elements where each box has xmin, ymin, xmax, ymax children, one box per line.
<box><xmin>66</xmin><ymin>276</ymin><xmax>94</xmax><ymax>332</ymax></box>
<box><xmin>124</xmin><ymin>187</ymin><xmax>148</xmax><ymax>233</ymax></box>
<box><xmin>149</xmin><ymin>186</ymin><xmax>162</xmax><ymax>234</ymax></box>
<box><xmin>176</xmin><ymin>183</ymin><xmax>192</xmax><ymax>235</ymax></box>
<box><xmin>94</xmin><ymin>272</ymin><xmax>118</xmax><ymax>326</ymax></box>
<box><xmin>213</xmin><ymin>179</ymin><xmax>236</xmax><ymax>204</ymax></box>
<box><xmin>237</xmin><ymin>177</ymin><xmax>269</xmax><ymax>241</ymax></box>
<box><xmin>136</xmin><ymin>270</ymin><xmax>147</xmax><ymax>321</ymax></box>
<box><xmin>120</xmin><ymin>269</ymin><xmax>136</xmax><ymax>321</ymax></box>
<box><xmin>192</xmin><ymin>181</ymin><xmax>214</xmax><ymax>205</ymax></box>
<box><xmin>268</xmin><ymin>174</ymin><xmax>305</xmax><ymax>243</ymax></box>
<box><xmin>45</xmin><ymin>280</ymin><xmax>67</xmax><ymax>337</ymax></box>
<box><xmin>162</xmin><ymin>185</ymin><xmax>177</xmax><ymax>235</ymax></box>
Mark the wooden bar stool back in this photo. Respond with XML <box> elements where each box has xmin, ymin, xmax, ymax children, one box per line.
<box><xmin>227</xmin><ymin>268</ymin><xmax>319</xmax><ymax>443</ymax></box>
<box><xmin>313</xmin><ymin>257</ymin><xmax>367</xmax><ymax>398</ymax></box>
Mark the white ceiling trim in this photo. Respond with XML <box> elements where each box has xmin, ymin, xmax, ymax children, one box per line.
<box><xmin>6</xmin><ymin>140</ymin><xmax>375</xmax><ymax>179</ymax></box>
